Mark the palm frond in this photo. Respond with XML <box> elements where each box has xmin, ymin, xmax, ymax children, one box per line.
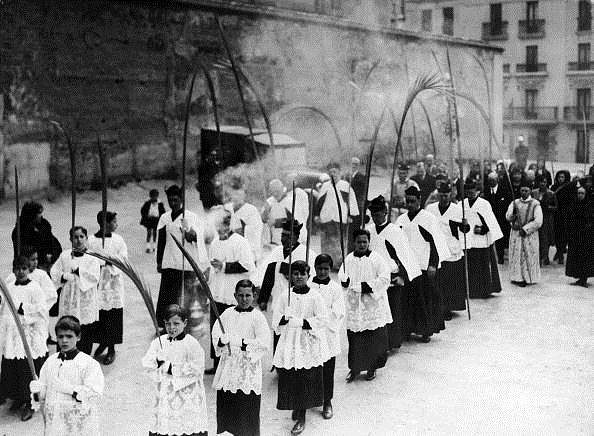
<box><xmin>362</xmin><ymin>106</ymin><xmax>387</xmax><ymax>228</ymax></box>
<box><xmin>15</xmin><ymin>166</ymin><xmax>21</xmax><ymax>256</ymax></box>
<box><xmin>81</xmin><ymin>249</ymin><xmax>161</xmax><ymax>344</ymax></box>
<box><xmin>97</xmin><ymin>135</ymin><xmax>108</xmax><ymax>249</ymax></box>
<box><xmin>330</xmin><ymin>175</ymin><xmax>346</xmax><ymax>272</ymax></box>
<box><xmin>49</xmin><ymin>121</ymin><xmax>76</xmax><ymax>232</ymax></box>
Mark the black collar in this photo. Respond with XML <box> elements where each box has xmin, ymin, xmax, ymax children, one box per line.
<box><xmin>353</xmin><ymin>249</ymin><xmax>372</xmax><ymax>258</ymax></box>
<box><xmin>312</xmin><ymin>276</ymin><xmax>331</xmax><ymax>285</ymax></box>
<box><xmin>292</xmin><ymin>285</ymin><xmax>310</xmax><ymax>295</ymax></box>
<box><xmin>407</xmin><ymin>209</ymin><xmax>421</xmax><ymax>221</ymax></box>
<box><xmin>167</xmin><ymin>332</ymin><xmax>186</xmax><ymax>342</ymax></box>
<box><xmin>283</xmin><ymin>242</ymin><xmax>300</xmax><ymax>259</ymax></box>
<box><xmin>58</xmin><ymin>348</ymin><xmax>79</xmax><ymax>361</ymax></box>
<box><xmin>15</xmin><ymin>279</ymin><xmax>31</xmax><ymax>286</ymax></box>
<box><xmin>375</xmin><ymin>220</ymin><xmax>389</xmax><ymax>235</ymax></box>
<box><xmin>235</xmin><ymin>306</ymin><xmax>254</xmax><ymax>313</ymax></box>
<box><xmin>438</xmin><ymin>203</ymin><xmax>450</xmax><ymax>215</ymax></box>
<box><xmin>171</xmin><ymin>208</ymin><xmax>184</xmax><ymax>222</ymax></box>
<box><xmin>94</xmin><ymin>231</ymin><xmax>112</xmax><ymax>238</ymax></box>
<box><xmin>468</xmin><ymin>197</ymin><xmax>478</xmax><ymax>208</ymax></box>
<box><xmin>72</xmin><ymin>250</ymin><xmax>85</xmax><ymax>258</ymax></box>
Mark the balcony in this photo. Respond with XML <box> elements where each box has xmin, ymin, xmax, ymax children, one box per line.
<box><xmin>481</xmin><ymin>21</ymin><xmax>509</xmax><ymax>41</ymax></box>
<box><xmin>567</xmin><ymin>61</ymin><xmax>594</xmax><ymax>75</ymax></box>
<box><xmin>503</xmin><ymin>63</ymin><xmax>511</xmax><ymax>75</ymax></box>
<box><xmin>504</xmin><ymin>107</ymin><xmax>559</xmax><ymax>124</ymax></box>
<box><xmin>518</xmin><ymin>19</ymin><xmax>545</xmax><ymax>39</ymax></box>
<box><xmin>516</xmin><ymin>63</ymin><xmax>547</xmax><ymax>76</ymax></box>
<box><xmin>564</xmin><ymin>106</ymin><xmax>593</xmax><ymax>124</ymax></box>
<box><xmin>577</xmin><ymin>18</ymin><xmax>591</xmax><ymax>33</ymax></box>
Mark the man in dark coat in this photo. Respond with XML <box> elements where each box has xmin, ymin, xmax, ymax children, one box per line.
<box><xmin>565</xmin><ymin>186</ymin><xmax>594</xmax><ymax>287</ymax></box>
<box><xmin>483</xmin><ymin>172</ymin><xmax>513</xmax><ymax>264</ymax></box>
<box><xmin>411</xmin><ymin>162</ymin><xmax>436</xmax><ymax>206</ymax></box>
<box><xmin>348</xmin><ymin>157</ymin><xmax>367</xmax><ymax>250</ymax></box>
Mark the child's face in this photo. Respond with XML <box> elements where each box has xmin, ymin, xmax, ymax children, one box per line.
<box><xmin>56</xmin><ymin>329</ymin><xmax>80</xmax><ymax>352</ymax></box>
<box><xmin>150</xmin><ymin>194</ymin><xmax>159</xmax><ymax>203</ymax></box>
<box><xmin>291</xmin><ymin>270</ymin><xmax>309</xmax><ymax>287</ymax></box>
<box><xmin>71</xmin><ymin>230</ymin><xmax>87</xmax><ymax>249</ymax></box>
<box><xmin>28</xmin><ymin>253</ymin><xmax>39</xmax><ymax>272</ymax></box>
<box><xmin>165</xmin><ymin>315</ymin><xmax>187</xmax><ymax>338</ymax></box>
<box><xmin>13</xmin><ymin>265</ymin><xmax>29</xmax><ymax>282</ymax></box>
<box><xmin>315</xmin><ymin>262</ymin><xmax>331</xmax><ymax>280</ymax></box>
<box><xmin>235</xmin><ymin>286</ymin><xmax>254</xmax><ymax>309</ymax></box>
<box><xmin>107</xmin><ymin>218</ymin><xmax>118</xmax><ymax>233</ymax></box>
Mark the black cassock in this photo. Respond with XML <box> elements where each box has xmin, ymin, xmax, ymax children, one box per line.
<box><xmin>566</xmin><ymin>197</ymin><xmax>594</xmax><ymax>279</ymax></box>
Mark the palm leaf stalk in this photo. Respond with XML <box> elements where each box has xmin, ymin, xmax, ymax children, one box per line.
<box><xmin>81</xmin><ymin>249</ymin><xmax>161</xmax><ymax>346</ymax></box>
<box><xmin>349</xmin><ymin>59</ymin><xmax>381</xmax><ymax>153</ymax></box>
<box><xmin>471</xmin><ymin>53</ymin><xmax>493</xmax><ymax>165</ymax></box>
<box><xmin>287</xmin><ymin>182</ymin><xmax>296</xmax><ymax>306</ymax></box>
<box><xmin>15</xmin><ymin>166</ymin><xmax>21</xmax><ymax>256</ymax></box>
<box><xmin>362</xmin><ymin>106</ymin><xmax>388</xmax><ymax>229</ymax></box>
<box><xmin>305</xmin><ymin>189</ymin><xmax>313</xmax><ymax>265</ymax></box>
<box><xmin>416</xmin><ymin>100</ymin><xmax>437</xmax><ymax>158</ymax></box>
<box><xmin>388</xmin><ymin>72</ymin><xmax>451</xmax><ymax>221</ymax></box>
<box><xmin>402</xmin><ymin>52</ymin><xmax>419</xmax><ymax>160</ymax></box>
<box><xmin>330</xmin><ymin>175</ymin><xmax>346</xmax><ymax>272</ymax></box>
<box><xmin>273</xmin><ymin>106</ymin><xmax>343</xmax><ymax>152</ymax></box>
<box><xmin>169</xmin><ymin>234</ymin><xmax>230</xmax><ymax>354</ymax></box>
<box><xmin>49</xmin><ymin>121</ymin><xmax>76</xmax><ymax>238</ymax></box>
<box><xmin>445</xmin><ymin>45</ymin><xmax>471</xmax><ymax>321</ymax></box>
<box><xmin>0</xmin><ymin>277</ymin><xmax>45</xmax><ymax>422</ymax></box>
<box><xmin>582</xmin><ymin>107</ymin><xmax>588</xmax><ymax>174</ymax></box>
<box><xmin>97</xmin><ymin>135</ymin><xmax>107</xmax><ymax>249</ymax></box>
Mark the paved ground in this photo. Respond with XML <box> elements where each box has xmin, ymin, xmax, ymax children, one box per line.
<box><xmin>0</xmin><ymin>180</ymin><xmax>592</xmax><ymax>436</ymax></box>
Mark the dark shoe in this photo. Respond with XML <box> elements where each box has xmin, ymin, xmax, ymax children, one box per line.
<box><xmin>103</xmin><ymin>351</ymin><xmax>116</xmax><ymax>366</ymax></box>
<box><xmin>322</xmin><ymin>401</ymin><xmax>333</xmax><ymax>419</ymax></box>
<box><xmin>365</xmin><ymin>370</ymin><xmax>376</xmax><ymax>381</ymax></box>
<box><xmin>576</xmin><ymin>279</ymin><xmax>588</xmax><ymax>288</ymax></box>
<box><xmin>444</xmin><ymin>311</ymin><xmax>453</xmax><ymax>321</ymax></box>
<box><xmin>417</xmin><ymin>335</ymin><xmax>431</xmax><ymax>343</ymax></box>
<box><xmin>204</xmin><ymin>367</ymin><xmax>217</xmax><ymax>375</ymax></box>
<box><xmin>291</xmin><ymin>410</ymin><xmax>298</xmax><ymax>421</ymax></box>
<box><xmin>20</xmin><ymin>405</ymin><xmax>34</xmax><ymax>421</ymax></box>
<box><xmin>291</xmin><ymin>419</ymin><xmax>305</xmax><ymax>435</ymax></box>
<box><xmin>543</xmin><ymin>258</ymin><xmax>550</xmax><ymax>266</ymax></box>
<box><xmin>518</xmin><ymin>281</ymin><xmax>527</xmax><ymax>288</ymax></box>
<box><xmin>345</xmin><ymin>371</ymin><xmax>359</xmax><ymax>383</ymax></box>
<box><xmin>145</xmin><ymin>248</ymin><xmax>151</xmax><ymax>253</ymax></box>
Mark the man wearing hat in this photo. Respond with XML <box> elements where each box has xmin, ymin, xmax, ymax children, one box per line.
<box><xmin>385</xmin><ymin>163</ymin><xmax>419</xmax><ymax>219</ymax></box>
<box><xmin>396</xmin><ymin>186</ymin><xmax>450</xmax><ymax>342</ymax></box>
<box><xmin>348</xmin><ymin>157</ymin><xmax>366</xmax><ymax>249</ymax></box>
<box><xmin>155</xmin><ymin>185</ymin><xmax>210</xmax><ymax>329</ymax></box>
<box><xmin>505</xmin><ymin>181</ymin><xmax>543</xmax><ymax>287</ymax></box>
<box><xmin>314</xmin><ymin>162</ymin><xmax>359</xmax><ymax>269</ymax></box>
<box><xmin>423</xmin><ymin>173</ymin><xmax>450</xmax><ymax>208</ymax></box>
<box><xmin>367</xmin><ymin>195</ymin><xmax>421</xmax><ymax>350</ymax></box>
<box><xmin>426</xmin><ymin>183</ymin><xmax>470</xmax><ymax>318</ymax></box>
<box><xmin>462</xmin><ymin>180</ymin><xmax>503</xmax><ymax>297</ymax></box>
<box><xmin>483</xmin><ymin>171</ymin><xmax>513</xmax><ymax>264</ymax></box>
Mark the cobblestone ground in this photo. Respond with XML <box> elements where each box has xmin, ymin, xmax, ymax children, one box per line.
<box><xmin>0</xmin><ymin>181</ymin><xmax>592</xmax><ymax>436</ymax></box>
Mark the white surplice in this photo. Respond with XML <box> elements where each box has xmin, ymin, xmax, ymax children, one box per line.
<box><xmin>317</xmin><ymin>179</ymin><xmax>360</xmax><ymax>224</ymax></box>
<box><xmin>272</xmin><ymin>287</ymin><xmax>328</xmax><ymax>369</ymax></box>
<box><xmin>426</xmin><ymin>202</ymin><xmax>465</xmax><ymax>262</ymax></box>
<box><xmin>142</xmin><ymin>334</ymin><xmax>208</xmax><ymax>435</ymax></box>
<box><xmin>506</xmin><ymin>197</ymin><xmax>543</xmax><ymax>283</ymax></box>
<box><xmin>6</xmin><ymin>268</ymin><xmax>56</xmax><ymax>312</ymax></box>
<box><xmin>230</xmin><ymin>202</ymin><xmax>264</xmax><ymax>261</ymax></box>
<box><xmin>50</xmin><ymin>250</ymin><xmax>101</xmax><ymax>325</ymax></box>
<box><xmin>338</xmin><ymin>251</ymin><xmax>392</xmax><ymax>332</ymax></box>
<box><xmin>209</xmin><ymin>232</ymin><xmax>256</xmax><ymax>306</ymax></box>
<box><xmin>157</xmin><ymin>210</ymin><xmax>210</xmax><ymax>271</ymax></box>
<box><xmin>307</xmin><ymin>278</ymin><xmax>345</xmax><ymax>359</ymax></box>
<box><xmin>396</xmin><ymin>210</ymin><xmax>451</xmax><ymax>270</ymax></box>
<box><xmin>0</xmin><ymin>280</ymin><xmax>48</xmax><ymax>359</ymax></box>
<box><xmin>38</xmin><ymin>352</ymin><xmax>104</xmax><ymax>436</ymax></box>
<box><xmin>89</xmin><ymin>233</ymin><xmax>128</xmax><ymax>310</ymax></box>
<box><xmin>266</xmin><ymin>188</ymin><xmax>310</xmax><ymax>245</ymax></box>
<box><xmin>211</xmin><ymin>307</ymin><xmax>270</xmax><ymax>395</ymax></box>
<box><xmin>462</xmin><ymin>197</ymin><xmax>503</xmax><ymax>248</ymax></box>
<box><xmin>368</xmin><ymin>221</ymin><xmax>422</xmax><ymax>280</ymax></box>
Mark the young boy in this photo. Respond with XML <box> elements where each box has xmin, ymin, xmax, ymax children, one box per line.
<box><xmin>30</xmin><ymin>315</ymin><xmax>104</xmax><ymax>435</ymax></box>
<box><xmin>272</xmin><ymin>261</ymin><xmax>328</xmax><ymax>435</ymax></box>
<box><xmin>89</xmin><ymin>211</ymin><xmax>128</xmax><ymax>365</ymax></box>
<box><xmin>212</xmin><ymin>279</ymin><xmax>270</xmax><ymax>436</ymax></box>
<box><xmin>308</xmin><ymin>254</ymin><xmax>345</xmax><ymax>420</ymax></box>
<box><xmin>142</xmin><ymin>304</ymin><xmax>208</xmax><ymax>436</ymax></box>
<box><xmin>141</xmin><ymin>189</ymin><xmax>165</xmax><ymax>253</ymax></box>
<box><xmin>0</xmin><ymin>256</ymin><xmax>48</xmax><ymax>421</ymax></box>
<box><xmin>50</xmin><ymin>226</ymin><xmax>102</xmax><ymax>355</ymax></box>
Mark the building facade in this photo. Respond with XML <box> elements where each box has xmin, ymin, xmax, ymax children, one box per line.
<box><xmin>404</xmin><ymin>0</ymin><xmax>593</xmax><ymax>165</ymax></box>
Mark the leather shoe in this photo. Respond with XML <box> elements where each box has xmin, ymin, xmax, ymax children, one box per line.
<box><xmin>20</xmin><ymin>405</ymin><xmax>34</xmax><ymax>422</ymax></box>
<box><xmin>322</xmin><ymin>402</ymin><xmax>333</xmax><ymax>419</ymax></box>
<box><xmin>103</xmin><ymin>351</ymin><xmax>116</xmax><ymax>366</ymax></box>
<box><xmin>345</xmin><ymin>371</ymin><xmax>359</xmax><ymax>383</ymax></box>
<box><xmin>365</xmin><ymin>370</ymin><xmax>376</xmax><ymax>381</ymax></box>
<box><xmin>204</xmin><ymin>367</ymin><xmax>217</xmax><ymax>375</ymax></box>
<box><xmin>291</xmin><ymin>410</ymin><xmax>298</xmax><ymax>421</ymax></box>
<box><xmin>291</xmin><ymin>420</ymin><xmax>305</xmax><ymax>435</ymax></box>
<box><xmin>417</xmin><ymin>335</ymin><xmax>431</xmax><ymax>343</ymax></box>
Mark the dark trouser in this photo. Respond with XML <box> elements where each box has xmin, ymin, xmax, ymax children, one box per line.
<box><xmin>96</xmin><ymin>308</ymin><xmax>123</xmax><ymax>346</ymax></box>
<box><xmin>0</xmin><ymin>356</ymin><xmax>46</xmax><ymax>403</ymax></box>
<box><xmin>146</xmin><ymin>227</ymin><xmax>157</xmax><ymax>242</ymax></box>
<box><xmin>156</xmin><ymin>269</ymin><xmax>198</xmax><ymax>328</ymax></box>
<box><xmin>386</xmin><ymin>285</ymin><xmax>403</xmax><ymax>349</ymax></box>
<box><xmin>323</xmin><ymin>357</ymin><xmax>335</xmax><ymax>402</ymax></box>
<box><xmin>217</xmin><ymin>389</ymin><xmax>261</xmax><ymax>436</ymax></box>
<box><xmin>495</xmin><ymin>237</ymin><xmax>506</xmax><ymax>264</ymax></box>
<box><xmin>79</xmin><ymin>323</ymin><xmax>97</xmax><ymax>354</ymax></box>
<box><xmin>210</xmin><ymin>301</ymin><xmax>234</xmax><ymax>364</ymax></box>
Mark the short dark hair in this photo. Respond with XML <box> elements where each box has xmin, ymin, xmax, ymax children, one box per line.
<box><xmin>55</xmin><ymin>315</ymin><xmax>82</xmax><ymax>336</ymax></box>
<box><xmin>69</xmin><ymin>226</ymin><xmax>88</xmax><ymax>239</ymax></box>
<box><xmin>291</xmin><ymin>260</ymin><xmax>310</xmax><ymax>275</ymax></box>
<box><xmin>314</xmin><ymin>253</ymin><xmax>334</xmax><ymax>268</ymax></box>
<box><xmin>149</xmin><ymin>189</ymin><xmax>159</xmax><ymax>197</ymax></box>
<box><xmin>163</xmin><ymin>304</ymin><xmax>188</xmax><ymax>322</ymax></box>
<box><xmin>96</xmin><ymin>211</ymin><xmax>117</xmax><ymax>226</ymax></box>
<box><xmin>20</xmin><ymin>201</ymin><xmax>43</xmax><ymax>224</ymax></box>
<box><xmin>21</xmin><ymin>245</ymin><xmax>38</xmax><ymax>258</ymax></box>
<box><xmin>13</xmin><ymin>255</ymin><xmax>30</xmax><ymax>269</ymax></box>
<box><xmin>352</xmin><ymin>228</ymin><xmax>370</xmax><ymax>240</ymax></box>
<box><xmin>235</xmin><ymin>279</ymin><xmax>255</xmax><ymax>293</ymax></box>
<box><xmin>165</xmin><ymin>185</ymin><xmax>182</xmax><ymax>197</ymax></box>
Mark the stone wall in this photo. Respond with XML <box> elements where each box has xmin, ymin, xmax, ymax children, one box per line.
<box><xmin>0</xmin><ymin>0</ymin><xmax>502</xmax><ymax>197</ymax></box>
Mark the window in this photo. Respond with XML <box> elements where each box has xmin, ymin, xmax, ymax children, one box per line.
<box><xmin>578</xmin><ymin>43</ymin><xmax>591</xmax><ymax>69</ymax></box>
<box><xmin>577</xmin><ymin>88</ymin><xmax>591</xmax><ymax>118</ymax></box>
<box><xmin>422</xmin><ymin>9</ymin><xmax>432</xmax><ymax>32</ymax></box>
<box><xmin>576</xmin><ymin>129</ymin><xmax>590</xmax><ymax>163</ymax></box>
<box><xmin>578</xmin><ymin>0</ymin><xmax>592</xmax><ymax>31</ymax></box>
<box><xmin>526</xmin><ymin>45</ymin><xmax>538</xmax><ymax>71</ymax></box>
<box><xmin>526</xmin><ymin>1</ymin><xmax>538</xmax><ymax>22</ymax></box>
<box><xmin>525</xmin><ymin>89</ymin><xmax>538</xmax><ymax>118</ymax></box>
<box><xmin>442</xmin><ymin>7</ymin><xmax>454</xmax><ymax>35</ymax></box>
<box><xmin>490</xmin><ymin>3</ymin><xmax>502</xmax><ymax>33</ymax></box>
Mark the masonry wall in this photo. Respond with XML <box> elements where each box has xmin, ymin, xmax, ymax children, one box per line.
<box><xmin>0</xmin><ymin>0</ymin><xmax>501</xmax><ymax>197</ymax></box>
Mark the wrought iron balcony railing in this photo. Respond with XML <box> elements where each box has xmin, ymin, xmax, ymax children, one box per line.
<box><xmin>516</xmin><ymin>63</ymin><xmax>547</xmax><ymax>73</ymax></box>
<box><xmin>564</xmin><ymin>106</ymin><xmax>591</xmax><ymax>121</ymax></box>
<box><xmin>481</xmin><ymin>21</ymin><xmax>509</xmax><ymax>40</ymax></box>
<box><xmin>519</xmin><ymin>19</ymin><xmax>545</xmax><ymax>38</ymax></box>
<box><xmin>504</xmin><ymin>106</ymin><xmax>558</xmax><ymax>121</ymax></box>
<box><xmin>503</xmin><ymin>63</ymin><xmax>510</xmax><ymax>74</ymax></box>
<box><xmin>568</xmin><ymin>61</ymin><xmax>594</xmax><ymax>71</ymax></box>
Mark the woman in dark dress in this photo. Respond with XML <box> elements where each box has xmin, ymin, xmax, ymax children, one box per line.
<box><xmin>565</xmin><ymin>186</ymin><xmax>594</xmax><ymax>287</ymax></box>
<box><xmin>551</xmin><ymin>170</ymin><xmax>571</xmax><ymax>264</ymax></box>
